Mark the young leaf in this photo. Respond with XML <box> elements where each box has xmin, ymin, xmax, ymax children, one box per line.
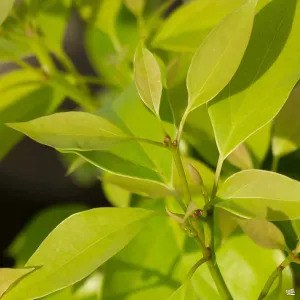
<box><xmin>2</xmin><ymin>208</ymin><xmax>154</xmax><ymax>300</ymax></box>
<box><xmin>237</xmin><ymin>219</ymin><xmax>288</xmax><ymax>250</ymax></box>
<box><xmin>124</xmin><ymin>0</ymin><xmax>145</xmax><ymax>17</ymax></box>
<box><xmin>209</xmin><ymin>0</ymin><xmax>300</xmax><ymax>158</ymax></box>
<box><xmin>0</xmin><ymin>268</ymin><xmax>35</xmax><ymax>298</ymax></box>
<box><xmin>7</xmin><ymin>112</ymin><xmax>130</xmax><ymax>151</ymax></box>
<box><xmin>134</xmin><ymin>42</ymin><xmax>164</xmax><ymax>116</ymax></box>
<box><xmin>272</xmin><ymin>84</ymin><xmax>300</xmax><ymax>159</ymax></box>
<box><xmin>102</xmin><ymin>180</ymin><xmax>131</xmax><ymax>207</ymax></box>
<box><xmin>216</xmin><ymin>170</ymin><xmax>300</xmax><ymax>220</ymax></box>
<box><xmin>152</xmin><ymin>0</ymin><xmax>244</xmax><ymax>52</ymax></box>
<box><xmin>186</xmin><ymin>0</ymin><xmax>258</xmax><ymax>111</ymax></box>
<box><xmin>0</xmin><ymin>0</ymin><xmax>14</xmax><ymax>25</ymax></box>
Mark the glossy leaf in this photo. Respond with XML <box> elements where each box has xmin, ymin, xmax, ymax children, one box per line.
<box><xmin>0</xmin><ymin>268</ymin><xmax>35</xmax><ymax>298</ymax></box>
<box><xmin>217</xmin><ymin>170</ymin><xmax>300</xmax><ymax>220</ymax></box>
<box><xmin>186</xmin><ymin>0</ymin><xmax>258</xmax><ymax>111</ymax></box>
<box><xmin>7</xmin><ymin>112</ymin><xmax>130</xmax><ymax>151</ymax></box>
<box><xmin>227</xmin><ymin>143</ymin><xmax>253</xmax><ymax>170</ymax></box>
<box><xmin>273</xmin><ymin>84</ymin><xmax>300</xmax><ymax>158</ymax></box>
<box><xmin>0</xmin><ymin>0</ymin><xmax>14</xmax><ymax>25</ymax></box>
<box><xmin>152</xmin><ymin>0</ymin><xmax>244</xmax><ymax>52</ymax></box>
<box><xmin>8</xmin><ymin>204</ymin><xmax>87</xmax><ymax>267</ymax></box>
<box><xmin>167</xmin><ymin>281</ymin><xmax>197</xmax><ymax>300</ymax></box>
<box><xmin>134</xmin><ymin>42</ymin><xmax>164</xmax><ymax>116</ymax></box>
<box><xmin>102</xmin><ymin>204</ymin><xmax>184</xmax><ymax>300</ymax></box>
<box><xmin>124</xmin><ymin>0</ymin><xmax>145</xmax><ymax>17</ymax></box>
<box><xmin>209</xmin><ymin>0</ymin><xmax>300</xmax><ymax>158</ymax></box>
<box><xmin>237</xmin><ymin>218</ymin><xmax>288</xmax><ymax>250</ymax></box>
<box><xmin>2</xmin><ymin>208</ymin><xmax>154</xmax><ymax>300</ymax></box>
<box><xmin>0</xmin><ymin>69</ymin><xmax>64</xmax><ymax>160</ymax></box>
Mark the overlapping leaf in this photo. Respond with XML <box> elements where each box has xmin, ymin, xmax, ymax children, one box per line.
<box><xmin>209</xmin><ymin>0</ymin><xmax>300</xmax><ymax>158</ymax></box>
<box><xmin>216</xmin><ymin>170</ymin><xmax>300</xmax><ymax>220</ymax></box>
<box><xmin>2</xmin><ymin>208</ymin><xmax>154</xmax><ymax>300</ymax></box>
<box><xmin>152</xmin><ymin>0</ymin><xmax>244</xmax><ymax>52</ymax></box>
<box><xmin>186</xmin><ymin>0</ymin><xmax>258</xmax><ymax>111</ymax></box>
<box><xmin>0</xmin><ymin>0</ymin><xmax>14</xmax><ymax>25</ymax></box>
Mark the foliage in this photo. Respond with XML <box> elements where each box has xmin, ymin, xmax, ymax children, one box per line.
<box><xmin>1</xmin><ymin>0</ymin><xmax>300</xmax><ymax>299</ymax></box>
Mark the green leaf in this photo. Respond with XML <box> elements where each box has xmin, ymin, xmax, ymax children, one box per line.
<box><xmin>0</xmin><ymin>268</ymin><xmax>35</xmax><ymax>298</ymax></box>
<box><xmin>272</xmin><ymin>84</ymin><xmax>300</xmax><ymax>159</ymax></box>
<box><xmin>186</xmin><ymin>0</ymin><xmax>258</xmax><ymax>111</ymax></box>
<box><xmin>0</xmin><ymin>69</ymin><xmax>64</xmax><ymax>160</ymax></box>
<box><xmin>7</xmin><ymin>112</ymin><xmax>130</xmax><ymax>151</ymax></box>
<box><xmin>102</xmin><ymin>179</ymin><xmax>131</xmax><ymax>207</ymax></box>
<box><xmin>217</xmin><ymin>209</ymin><xmax>238</xmax><ymax>245</ymax></box>
<box><xmin>95</xmin><ymin>0</ymin><xmax>122</xmax><ymax>40</ymax></box>
<box><xmin>0</xmin><ymin>0</ymin><xmax>14</xmax><ymax>25</ymax></box>
<box><xmin>7</xmin><ymin>204</ymin><xmax>87</xmax><ymax>267</ymax></box>
<box><xmin>209</xmin><ymin>0</ymin><xmax>300</xmax><ymax>158</ymax></box>
<box><xmin>102</xmin><ymin>203</ymin><xmax>184</xmax><ymax>300</ymax></box>
<box><xmin>124</xmin><ymin>0</ymin><xmax>145</xmax><ymax>17</ymax></box>
<box><xmin>152</xmin><ymin>0</ymin><xmax>245</xmax><ymax>52</ymax></box>
<box><xmin>167</xmin><ymin>281</ymin><xmax>197</xmax><ymax>300</ymax></box>
<box><xmin>226</xmin><ymin>143</ymin><xmax>253</xmax><ymax>170</ymax></box>
<box><xmin>2</xmin><ymin>208</ymin><xmax>154</xmax><ymax>300</ymax></box>
<box><xmin>237</xmin><ymin>218</ymin><xmax>288</xmax><ymax>250</ymax></box>
<box><xmin>103</xmin><ymin>172</ymin><xmax>173</xmax><ymax>198</ymax></box>
<box><xmin>216</xmin><ymin>170</ymin><xmax>300</xmax><ymax>220</ymax></box>
<box><xmin>184</xmin><ymin>235</ymin><xmax>293</xmax><ymax>299</ymax></box>
<box><xmin>134</xmin><ymin>42</ymin><xmax>164</xmax><ymax>116</ymax></box>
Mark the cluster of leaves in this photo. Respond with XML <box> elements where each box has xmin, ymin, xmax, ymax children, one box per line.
<box><xmin>2</xmin><ymin>0</ymin><xmax>300</xmax><ymax>299</ymax></box>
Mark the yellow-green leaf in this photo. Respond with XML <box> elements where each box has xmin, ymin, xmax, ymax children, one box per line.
<box><xmin>0</xmin><ymin>0</ymin><xmax>14</xmax><ymax>25</ymax></box>
<box><xmin>0</xmin><ymin>268</ymin><xmax>35</xmax><ymax>298</ymax></box>
<box><xmin>217</xmin><ymin>170</ymin><xmax>300</xmax><ymax>220</ymax></box>
<box><xmin>134</xmin><ymin>42</ymin><xmax>164</xmax><ymax>116</ymax></box>
<box><xmin>124</xmin><ymin>0</ymin><xmax>145</xmax><ymax>17</ymax></box>
<box><xmin>7</xmin><ymin>112</ymin><xmax>129</xmax><ymax>151</ymax></box>
<box><xmin>186</xmin><ymin>0</ymin><xmax>258</xmax><ymax>111</ymax></box>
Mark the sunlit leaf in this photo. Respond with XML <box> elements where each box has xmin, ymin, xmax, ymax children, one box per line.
<box><xmin>167</xmin><ymin>281</ymin><xmax>197</xmax><ymax>300</ymax></box>
<box><xmin>102</xmin><ymin>202</ymin><xmax>184</xmax><ymax>300</ymax></box>
<box><xmin>217</xmin><ymin>170</ymin><xmax>300</xmax><ymax>220</ymax></box>
<box><xmin>2</xmin><ymin>208</ymin><xmax>154</xmax><ymax>300</ymax></box>
<box><xmin>186</xmin><ymin>0</ymin><xmax>257</xmax><ymax>111</ymax></box>
<box><xmin>7</xmin><ymin>204</ymin><xmax>87</xmax><ymax>267</ymax></box>
<box><xmin>134</xmin><ymin>42</ymin><xmax>164</xmax><ymax>116</ymax></box>
<box><xmin>0</xmin><ymin>69</ymin><xmax>64</xmax><ymax>160</ymax></box>
<box><xmin>152</xmin><ymin>0</ymin><xmax>244</xmax><ymax>52</ymax></box>
<box><xmin>237</xmin><ymin>218</ymin><xmax>288</xmax><ymax>250</ymax></box>
<box><xmin>7</xmin><ymin>112</ymin><xmax>130</xmax><ymax>151</ymax></box>
<box><xmin>209</xmin><ymin>0</ymin><xmax>300</xmax><ymax>158</ymax></box>
<box><xmin>0</xmin><ymin>268</ymin><xmax>35</xmax><ymax>298</ymax></box>
<box><xmin>273</xmin><ymin>84</ymin><xmax>300</xmax><ymax>158</ymax></box>
<box><xmin>102</xmin><ymin>179</ymin><xmax>131</xmax><ymax>207</ymax></box>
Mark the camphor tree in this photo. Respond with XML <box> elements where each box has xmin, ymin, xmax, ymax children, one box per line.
<box><xmin>1</xmin><ymin>0</ymin><xmax>300</xmax><ymax>299</ymax></box>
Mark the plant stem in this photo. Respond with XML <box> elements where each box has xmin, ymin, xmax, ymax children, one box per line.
<box><xmin>171</xmin><ymin>145</ymin><xmax>192</xmax><ymax>207</ymax></box>
<box><xmin>258</xmin><ymin>257</ymin><xmax>291</xmax><ymax>299</ymax></box>
<box><xmin>271</xmin><ymin>155</ymin><xmax>280</xmax><ymax>172</ymax></box>
<box><xmin>211</xmin><ymin>156</ymin><xmax>224</xmax><ymax>200</ymax></box>
<box><xmin>207</xmin><ymin>261</ymin><xmax>233</xmax><ymax>300</ymax></box>
<box><xmin>186</xmin><ymin>257</ymin><xmax>210</xmax><ymax>281</ymax></box>
<box><xmin>134</xmin><ymin>137</ymin><xmax>166</xmax><ymax>148</ymax></box>
<box><xmin>177</xmin><ymin>109</ymin><xmax>189</xmax><ymax>141</ymax></box>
